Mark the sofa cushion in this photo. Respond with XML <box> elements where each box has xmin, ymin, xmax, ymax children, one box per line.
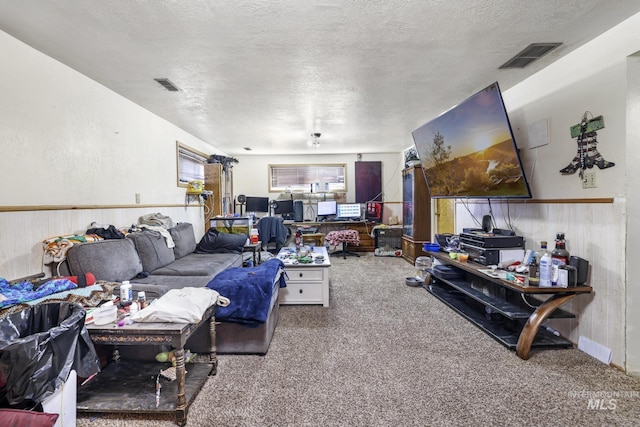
<box><xmin>195</xmin><ymin>228</ymin><xmax>247</xmax><ymax>254</ymax></box>
<box><xmin>127</xmin><ymin>230</ymin><xmax>175</xmax><ymax>272</ymax></box>
<box><xmin>170</xmin><ymin>223</ymin><xmax>197</xmax><ymax>259</ymax></box>
<box><xmin>66</xmin><ymin>239</ymin><xmax>143</xmax><ymax>282</ymax></box>
<box><xmin>152</xmin><ymin>252</ymin><xmax>242</xmax><ymax>277</ymax></box>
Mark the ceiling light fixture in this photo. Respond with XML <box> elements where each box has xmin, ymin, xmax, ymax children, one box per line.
<box><xmin>311</xmin><ymin>132</ymin><xmax>321</xmax><ymax>148</ymax></box>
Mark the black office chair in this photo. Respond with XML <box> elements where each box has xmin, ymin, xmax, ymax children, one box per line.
<box><xmin>257</xmin><ymin>216</ymin><xmax>289</xmax><ymax>254</ymax></box>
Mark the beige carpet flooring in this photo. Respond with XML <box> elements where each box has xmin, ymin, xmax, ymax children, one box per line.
<box><xmin>77</xmin><ymin>253</ymin><xmax>640</xmax><ymax>426</ymax></box>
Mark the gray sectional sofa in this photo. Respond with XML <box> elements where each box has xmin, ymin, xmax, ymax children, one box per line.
<box><xmin>64</xmin><ymin>223</ymin><xmax>280</xmax><ymax>355</ymax></box>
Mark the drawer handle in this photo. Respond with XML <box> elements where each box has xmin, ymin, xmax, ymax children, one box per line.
<box><xmin>299</xmin><ymin>273</ymin><xmax>303</xmax><ymax>277</ymax></box>
<box><xmin>299</xmin><ymin>289</ymin><xmax>303</xmax><ymax>294</ymax></box>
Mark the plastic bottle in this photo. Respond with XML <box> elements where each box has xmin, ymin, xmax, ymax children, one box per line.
<box><xmin>295</xmin><ymin>229</ymin><xmax>302</xmax><ymax>252</ymax></box>
<box><xmin>137</xmin><ymin>291</ymin><xmax>147</xmax><ymax>309</ymax></box>
<box><xmin>550</xmin><ymin>233</ymin><xmax>570</xmax><ymax>286</ymax></box>
<box><xmin>120</xmin><ymin>281</ymin><xmax>132</xmax><ymax>301</ymax></box>
<box><xmin>539</xmin><ymin>241</ymin><xmax>553</xmax><ymax>287</ymax></box>
<box><xmin>415</xmin><ymin>256</ymin><xmax>432</xmax><ymax>281</ymax></box>
<box><xmin>250</xmin><ymin>228</ymin><xmax>259</xmax><ymax>245</ymax></box>
<box><xmin>528</xmin><ymin>243</ymin><xmax>543</xmax><ymax>286</ymax></box>
<box><xmin>551</xmin><ymin>232</ymin><xmax>570</xmax><ymax>265</ymax></box>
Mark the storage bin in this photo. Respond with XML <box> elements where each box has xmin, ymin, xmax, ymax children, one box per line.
<box><xmin>374</xmin><ymin>228</ymin><xmax>402</xmax><ymax>253</ymax></box>
<box><xmin>0</xmin><ymin>302</ymin><xmax>100</xmax><ymax>407</ymax></box>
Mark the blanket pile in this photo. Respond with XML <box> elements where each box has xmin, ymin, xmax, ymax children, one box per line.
<box><xmin>206</xmin><ymin>259</ymin><xmax>286</xmax><ymax>326</ymax></box>
<box><xmin>0</xmin><ymin>278</ymin><xmax>77</xmax><ymax>308</ymax></box>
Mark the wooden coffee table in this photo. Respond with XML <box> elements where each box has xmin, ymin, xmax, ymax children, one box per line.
<box><xmin>78</xmin><ymin>304</ymin><xmax>217</xmax><ymax>426</ymax></box>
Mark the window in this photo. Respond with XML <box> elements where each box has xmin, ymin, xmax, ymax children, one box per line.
<box><xmin>176</xmin><ymin>142</ymin><xmax>208</xmax><ymax>187</ymax></box>
<box><xmin>269</xmin><ymin>164</ymin><xmax>347</xmax><ymax>192</ymax></box>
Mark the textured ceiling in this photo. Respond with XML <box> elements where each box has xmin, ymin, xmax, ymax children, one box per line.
<box><xmin>1</xmin><ymin>1</ymin><xmax>639</xmax><ymax>156</ymax></box>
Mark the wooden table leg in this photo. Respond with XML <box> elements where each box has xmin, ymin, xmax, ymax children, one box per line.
<box><xmin>174</xmin><ymin>348</ymin><xmax>187</xmax><ymax>426</ymax></box>
<box><xmin>516</xmin><ymin>293</ymin><xmax>577</xmax><ymax>360</ymax></box>
<box><xmin>209</xmin><ymin>316</ymin><xmax>218</xmax><ymax>375</ymax></box>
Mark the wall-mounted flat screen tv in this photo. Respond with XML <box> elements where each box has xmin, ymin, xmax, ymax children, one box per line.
<box><xmin>412</xmin><ymin>82</ymin><xmax>531</xmax><ymax>199</ymax></box>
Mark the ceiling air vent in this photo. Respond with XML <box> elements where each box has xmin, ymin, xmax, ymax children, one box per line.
<box><xmin>499</xmin><ymin>43</ymin><xmax>562</xmax><ymax>69</ymax></box>
<box><xmin>154</xmin><ymin>78</ymin><xmax>180</xmax><ymax>91</ymax></box>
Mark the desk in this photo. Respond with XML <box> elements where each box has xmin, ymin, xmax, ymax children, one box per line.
<box><xmin>78</xmin><ymin>305</ymin><xmax>217</xmax><ymax>426</ymax></box>
<box><xmin>286</xmin><ymin>221</ymin><xmax>375</xmax><ymax>252</ymax></box>
<box><xmin>427</xmin><ymin>251</ymin><xmax>592</xmax><ymax>360</ymax></box>
<box><xmin>301</xmin><ymin>233</ymin><xmax>324</xmax><ymax>246</ymax></box>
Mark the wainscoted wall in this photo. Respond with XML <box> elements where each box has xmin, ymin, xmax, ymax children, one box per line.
<box><xmin>455</xmin><ymin>199</ymin><xmax>625</xmax><ymax>367</ymax></box>
<box><xmin>0</xmin><ymin>206</ymin><xmax>204</xmax><ymax>281</ymax></box>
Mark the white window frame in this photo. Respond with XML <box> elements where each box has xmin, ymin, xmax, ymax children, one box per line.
<box><xmin>176</xmin><ymin>142</ymin><xmax>208</xmax><ymax>187</ymax></box>
<box><xmin>268</xmin><ymin>164</ymin><xmax>347</xmax><ymax>193</ymax></box>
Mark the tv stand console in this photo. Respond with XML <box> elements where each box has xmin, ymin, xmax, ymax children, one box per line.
<box><xmin>426</xmin><ymin>251</ymin><xmax>592</xmax><ymax>360</ymax></box>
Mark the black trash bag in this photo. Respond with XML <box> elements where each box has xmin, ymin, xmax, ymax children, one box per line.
<box><xmin>0</xmin><ymin>302</ymin><xmax>100</xmax><ymax>408</ymax></box>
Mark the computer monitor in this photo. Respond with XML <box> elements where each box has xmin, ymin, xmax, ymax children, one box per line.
<box><xmin>337</xmin><ymin>203</ymin><xmax>361</xmax><ymax>219</ymax></box>
<box><xmin>317</xmin><ymin>200</ymin><xmax>337</xmax><ymax>216</ymax></box>
<box><xmin>365</xmin><ymin>201</ymin><xmax>383</xmax><ymax>222</ymax></box>
<box><xmin>274</xmin><ymin>199</ymin><xmax>294</xmax><ymax>215</ymax></box>
<box><xmin>245</xmin><ymin>196</ymin><xmax>270</xmax><ymax>213</ymax></box>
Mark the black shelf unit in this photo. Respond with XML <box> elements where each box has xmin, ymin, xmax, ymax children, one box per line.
<box><xmin>426</xmin><ymin>268</ymin><xmax>574</xmax><ymax>351</ymax></box>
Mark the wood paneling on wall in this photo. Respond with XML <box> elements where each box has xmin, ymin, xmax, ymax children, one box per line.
<box><xmin>455</xmin><ymin>199</ymin><xmax>625</xmax><ymax>367</ymax></box>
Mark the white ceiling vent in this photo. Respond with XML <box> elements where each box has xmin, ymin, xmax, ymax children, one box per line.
<box><xmin>499</xmin><ymin>43</ymin><xmax>562</xmax><ymax>69</ymax></box>
<box><xmin>154</xmin><ymin>78</ymin><xmax>180</xmax><ymax>91</ymax></box>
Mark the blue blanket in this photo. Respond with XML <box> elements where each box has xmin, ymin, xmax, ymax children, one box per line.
<box><xmin>206</xmin><ymin>259</ymin><xmax>286</xmax><ymax>326</ymax></box>
<box><xmin>0</xmin><ymin>278</ymin><xmax>77</xmax><ymax>308</ymax></box>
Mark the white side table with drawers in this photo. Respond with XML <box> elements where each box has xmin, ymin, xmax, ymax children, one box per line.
<box><xmin>277</xmin><ymin>246</ymin><xmax>331</xmax><ymax>307</ymax></box>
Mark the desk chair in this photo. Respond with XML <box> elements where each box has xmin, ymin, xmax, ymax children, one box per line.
<box><xmin>257</xmin><ymin>216</ymin><xmax>289</xmax><ymax>254</ymax></box>
<box><xmin>325</xmin><ymin>229</ymin><xmax>360</xmax><ymax>259</ymax></box>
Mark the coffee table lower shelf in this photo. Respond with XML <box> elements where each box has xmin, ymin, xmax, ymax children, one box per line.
<box><xmin>77</xmin><ymin>361</ymin><xmax>213</xmax><ymax>421</ymax></box>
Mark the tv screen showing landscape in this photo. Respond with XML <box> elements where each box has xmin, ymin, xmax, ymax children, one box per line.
<box><xmin>412</xmin><ymin>82</ymin><xmax>531</xmax><ymax>199</ymax></box>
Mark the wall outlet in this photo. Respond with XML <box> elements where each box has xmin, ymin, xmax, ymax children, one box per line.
<box><xmin>135</xmin><ymin>193</ymin><xmax>141</xmax><ymax>204</ymax></box>
<box><xmin>582</xmin><ymin>171</ymin><xmax>597</xmax><ymax>189</ymax></box>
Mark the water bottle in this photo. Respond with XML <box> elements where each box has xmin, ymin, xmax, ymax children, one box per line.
<box><xmin>539</xmin><ymin>241</ymin><xmax>553</xmax><ymax>287</ymax></box>
<box><xmin>415</xmin><ymin>256</ymin><xmax>432</xmax><ymax>281</ymax></box>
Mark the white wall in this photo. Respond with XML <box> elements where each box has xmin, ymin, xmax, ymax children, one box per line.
<box><xmin>625</xmin><ymin>51</ymin><xmax>640</xmax><ymax>375</ymax></box>
<box><xmin>0</xmin><ymin>30</ymin><xmax>224</xmax><ymax>206</ymax></box>
<box><xmin>454</xmin><ymin>12</ymin><xmax>640</xmax><ymax>372</ymax></box>
<box><xmin>0</xmin><ymin>30</ymin><xmax>214</xmax><ymax>279</ymax></box>
<box><xmin>233</xmin><ymin>153</ymin><xmax>404</xmax><ymax>222</ymax></box>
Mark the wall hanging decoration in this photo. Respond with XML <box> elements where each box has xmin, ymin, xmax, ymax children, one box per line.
<box><xmin>404</xmin><ymin>146</ymin><xmax>420</xmax><ymax>168</ymax></box>
<box><xmin>560</xmin><ymin>112</ymin><xmax>615</xmax><ymax>178</ymax></box>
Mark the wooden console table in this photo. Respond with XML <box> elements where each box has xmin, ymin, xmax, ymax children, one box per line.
<box><xmin>78</xmin><ymin>304</ymin><xmax>217</xmax><ymax>426</ymax></box>
<box><xmin>286</xmin><ymin>220</ymin><xmax>375</xmax><ymax>252</ymax></box>
<box><xmin>426</xmin><ymin>251</ymin><xmax>592</xmax><ymax>360</ymax></box>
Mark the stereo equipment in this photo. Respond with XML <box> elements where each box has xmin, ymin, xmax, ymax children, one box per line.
<box><xmin>459</xmin><ymin>243</ymin><xmax>525</xmax><ymax>266</ymax></box>
<box><xmin>460</xmin><ymin>231</ymin><xmax>524</xmax><ymax>249</ymax></box>
<box><xmin>293</xmin><ymin>200</ymin><xmax>304</xmax><ymax>222</ymax></box>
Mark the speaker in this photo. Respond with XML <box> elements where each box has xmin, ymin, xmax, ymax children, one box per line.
<box><xmin>569</xmin><ymin>256</ymin><xmax>589</xmax><ymax>285</ymax></box>
<box><xmin>293</xmin><ymin>200</ymin><xmax>304</xmax><ymax>222</ymax></box>
<box><xmin>482</xmin><ymin>215</ymin><xmax>492</xmax><ymax>232</ymax></box>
